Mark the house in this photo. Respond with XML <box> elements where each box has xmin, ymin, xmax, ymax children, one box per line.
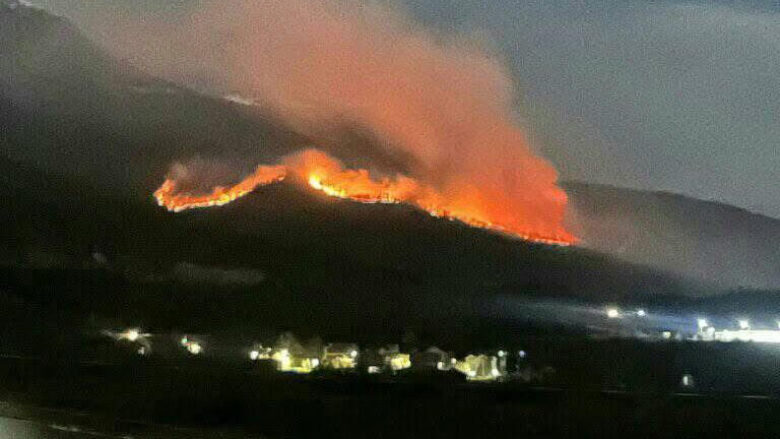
<box><xmin>454</xmin><ymin>354</ymin><xmax>503</xmax><ymax>381</ymax></box>
<box><xmin>321</xmin><ymin>343</ymin><xmax>359</xmax><ymax>369</ymax></box>
<box><xmin>379</xmin><ymin>345</ymin><xmax>411</xmax><ymax>371</ymax></box>
<box><xmin>411</xmin><ymin>346</ymin><xmax>453</xmax><ymax>371</ymax></box>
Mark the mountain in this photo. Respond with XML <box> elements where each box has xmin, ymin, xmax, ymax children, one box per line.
<box><xmin>566</xmin><ymin>183</ymin><xmax>780</xmax><ymax>289</ymax></box>
<box><xmin>0</xmin><ymin>152</ymin><xmax>710</xmax><ymax>352</ymax></box>
<box><xmin>1</xmin><ymin>3</ymin><xmax>776</xmax><ymax>348</ymax></box>
<box><xmin>0</xmin><ymin>2</ymin><xmax>304</xmax><ymax>196</ymax></box>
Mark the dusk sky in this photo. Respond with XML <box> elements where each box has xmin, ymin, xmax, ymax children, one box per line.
<box><xmin>36</xmin><ymin>0</ymin><xmax>780</xmax><ymax>218</ymax></box>
<box><xmin>5</xmin><ymin>2</ymin><xmax>780</xmax><ymax>431</ymax></box>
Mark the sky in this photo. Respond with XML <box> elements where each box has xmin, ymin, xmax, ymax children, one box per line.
<box><xmin>35</xmin><ymin>0</ymin><xmax>780</xmax><ymax>218</ymax></box>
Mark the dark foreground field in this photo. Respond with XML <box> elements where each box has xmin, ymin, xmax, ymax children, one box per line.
<box><xmin>2</xmin><ymin>352</ymin><xmax>780</xmax><ymax>439</ymax></box>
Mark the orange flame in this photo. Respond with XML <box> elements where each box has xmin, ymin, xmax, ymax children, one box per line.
<box><xmin>154</xmin><ymin>149</ymin><xmax>576</xmax><ymax>246</ymax></box>
<box><xmin>154</xmin><ymin>164</ymin><xmax>287</xmax><ymax>212</ymax></box>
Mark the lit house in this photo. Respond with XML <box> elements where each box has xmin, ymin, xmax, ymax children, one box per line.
<box><xmin>379</xmin><ymin>345</ymin><xmax>411</xmax><ymax>371</ymax></box>
<box><xmin>322</xmin><ymin>343</ymin><xmax>359</xmax><ymax>370</ymax></box>
<box><xmin>271</xmin><ymin>348</ymin><xmax>320</xmax><ymax>373</ymax></box>
<box><xmin>454</xmin><ymin>354</ymin><xmax>504</xmax><ymax>381</ymax></box>
<box><xmin>249</xmin><ymin>338</ymin><xmax>321</xmax><ymax>374</ymax></box>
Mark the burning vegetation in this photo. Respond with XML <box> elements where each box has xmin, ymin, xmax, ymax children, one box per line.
<box><xmin>154</xmin><ymin>149</ymin><xmax>577</xmax><ymax>246</ymax></box>
<box><xmin>103</xmin><ymin>0</ymin><xmax>579</xmax><ymax>246</ymax></box>
<box><xmin>154</xmin><ymin>164</ymin><xmax>287</xmax><ymax>212</ymax></box>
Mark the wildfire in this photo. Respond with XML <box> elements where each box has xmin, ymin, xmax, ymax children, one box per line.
<box><xmin>153</xmin><ymin>149</ymin><xmax>577</xmax><ymax>246</ymax></box>
<box><xmin>154</xmin><ymin>164</ymin><xmax>287</xmax><ymax>212</ymax></box>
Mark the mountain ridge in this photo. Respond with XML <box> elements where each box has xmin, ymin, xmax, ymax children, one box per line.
<box><xmin>1</xmin><ymin>5</ymin><xmax>777</xmax><ymax>295</ymax></box>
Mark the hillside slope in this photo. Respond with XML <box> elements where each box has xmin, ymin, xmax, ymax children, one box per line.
<box><xmin>566</xmin><ymin>182</ymin><xmax>780</xmax><ymax>289</ymax></box>
<box><xmin>2</xmin><ymin>3</ymin><xmax>775</xmax><ymax>298</ymax></box>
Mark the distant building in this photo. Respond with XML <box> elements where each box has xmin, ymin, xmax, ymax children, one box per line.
<box><xmin>360</xmin><ymin>345</ymin><xmax>412</xmax><ymax>373</ymax></box>
<box><xmin>412</xmin><ymin>346</ymin><xmax>453</xmax><ymax>371</ymax></box>
<box><xmin>249</xmin><ymin>336</ymin><xmax>322</xmax><ymax>374</ymax></box>
<box><xmin>694</xmin><ymin>323</ymin><xmax>780</xmax><ymax>344</ymax></box>
<box><xmin>454</xmin><ymin>354</ymin><xmax>504</xmax><ymax>381</ymax></box>
<box><xmin>268</xmin><ymin>348</ymin><xmax>319</xmax><ymax>373</ymax></box>
<box><xmin>322</xmin><ymin>343</ymin><xmax>359</xmax><ymax>370</ymax></box>
<box><xmin>378</xmin><ymin>345</ymin><xmax>411</xmax><ymax>371</ymax></box>
<box><xmin>359</xmin><ymin>348</ymin><xmax>386</xmax><ymax>372</ymax></box>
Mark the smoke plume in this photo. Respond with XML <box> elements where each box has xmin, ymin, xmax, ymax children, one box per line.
<box><xmin>102</xmin><ymin>0</ymin><xmax>575</xmax><ymax>242</ymax></box>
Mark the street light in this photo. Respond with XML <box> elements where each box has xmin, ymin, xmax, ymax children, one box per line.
<box><xmin>187</xmin><ymin>342</ymin><xmax>202</xmax><ymax>355</ymax></box>
<box><xmin>125</xmin><ymin>329</ymin><xmax>140</xmax><ymax>342</ymax></box>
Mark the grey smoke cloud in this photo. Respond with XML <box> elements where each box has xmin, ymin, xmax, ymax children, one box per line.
<box><xmin>408</xmin><ymin>0</ymin><xmax>780</xmax><ymax>218</ymax></box>
<box><xmin>25</xmin><ymin>0</ymin><xmax>780</xmax><ymax>289</ymax></box>
<box><xmin>50</xmin><ymin>0</ymin><xmax>573</xmax><ymax>241</ymax></box>
<box><xmin>35</xmin><ymin>0</ymin><xmax>780</xmax><ymax>219</ymax></box>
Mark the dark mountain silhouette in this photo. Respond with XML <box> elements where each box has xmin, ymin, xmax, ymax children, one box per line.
<box><xmin>1</xmin><ymin>3</ymin><xmax>778</xmax><ymax>347</ymax></box>
<box><xmin>566</xmin><ymin>182</ymin><xmax>780</xmax><ymax>289</ymax></box>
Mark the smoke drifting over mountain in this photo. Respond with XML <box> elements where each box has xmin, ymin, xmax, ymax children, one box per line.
<box><xmin>94</xmin><ymin>0</ymin><xmax>574</xmax><ymax>241</ymax></box>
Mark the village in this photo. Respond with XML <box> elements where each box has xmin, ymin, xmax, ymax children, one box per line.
<box><xmin>103</xmin><ymin>328</ymin><xmax>555</xmax><ymax>383</ymax></box>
